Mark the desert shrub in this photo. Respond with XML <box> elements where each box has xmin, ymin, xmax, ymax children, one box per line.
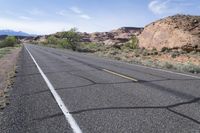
<box><xmin>178</xmin><ymin>49</ymin><xmax>187</xmax><ymax>54</ymax></box>
<box><xmin>161</xmin><ymin>47</ymin><xmax>170</xmax><ymax>52</ymax></box>
<box><xmin>0</xmin><ymin>36</ymin><xmax>17</xmax><ymax>48</ymax></box>
<box><xmin>107</xmin><ymin>48</ymin><xmax>119</xmax><ymax>56</ymax></box>
<box><xmin>151</xmin><ymin>48</ymin><xmax>158</xmax><ymax>55</ymax></box>
<box><xmin>143</xmin><ymin>60</ymin><xmax>154</xmax><ymax>66</ymax></box>
<box><xmin>170</xmin><ymin>51</ymin><xmax>180</xmax><ymax>58</ymax></box>
<box><xmin>59</xmin><ymin>28</ymin><xmax>80</xmax><ymax>51</ymax></box>
<box><xmin>179</xmin><ymin>63</ymin><xmax>200</xmax><ymax>73</ymax></box>
<box><xmin>58</xmin><ymin>39</ymin><xmax>72</xmax><ymax>49</ymax></box>
<box><xmin>130</xmin><ymin>36</ymin><xmax>139</xmax><ymax>49</ymax></box>
<box><xmin>142</xmin><ymin>50</ymin><xmax>148</xmax><ymax>56</ymax></box>
<box><xmin>162</xmin><ymin>62</ymin><xmax>174</xmax><ymax>69</ymax></box>
<box><xmin>152</xmin><ymin>47</ymin><xmax>157</xmax><ymax>51</ymax></box>
<box><xmin>80</xmin><ymin>42</ymin><xmax>98</xmax><ymax>49</ymax></box>
<box><xmin>76</xmin><ymin>42</ymin><xmax>99</xmax><ymax>53</ymax></box>
<box><xmin>0</xmin><ymin>47</ymin><xmax>11</xmax><ymax>58</ymax></box>
<box><xmin>47</xmin><ymin>36</ymin><xmax>58</xmax><ymax>45</ymax></box>
<box><xmin>160</xmin><ymin>62</ymin><xmax>200</xmax><ymax>73</ymax></box>
<box><xmin>76</xmin><ymin>48</ymin><xmax>94</xmax><ymax>53</ymax></box>
<box><xmin>0</xmin><ymin>41</ymin><xmax>4</xmax><ymax>48</ymax></box>
<box><xmin>123</xmin><ymin>36</ymin><xmax>138</xmax><ymax>50</ymax></box>
<box><xmin>114</xmin><ymin>56</ymin><xmax>121</xmax><ymax>60</ymax></box>
<box><xmin>189</xmin><ymin>51</ymin><xmax>197</xmax><ymax>55</ymax></box>
<box><xmin>41</xmin><ymin>40</ymin><xmax>48</xmax><ymax>45</ymax></box>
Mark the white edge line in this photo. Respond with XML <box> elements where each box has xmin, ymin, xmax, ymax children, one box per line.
<box><xmin>25</xmin><ymin>46</ymin><xmax>82</xmax><ymax>133</ymax></box>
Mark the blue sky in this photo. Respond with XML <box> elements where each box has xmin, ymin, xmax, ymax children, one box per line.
<box><xmin>0</xmin><ymin>0</ymin><xmax>199</xmax><ymax>34</ymax></box>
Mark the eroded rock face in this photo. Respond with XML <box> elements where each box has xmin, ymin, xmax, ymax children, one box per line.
<box><xmin>138</xmin><ymin>15</ymin><xmax>200</xmax><ymax>51</ymax></box>
<box><xmin>80</xmin><ymin>27</ymin><xmax>143</xmax><ymax>46</ymax></box>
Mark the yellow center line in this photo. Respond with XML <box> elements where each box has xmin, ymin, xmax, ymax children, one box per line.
<box><xmin>102</xmin><ymin>69</ymin><xmax>138</xmax><ymax>82</ymax></box>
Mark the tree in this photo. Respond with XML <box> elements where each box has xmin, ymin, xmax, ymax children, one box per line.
<box><xmin>60</xmin><ymin>28</ymin><xmax>80</xmax><ymax>51</ymax></box>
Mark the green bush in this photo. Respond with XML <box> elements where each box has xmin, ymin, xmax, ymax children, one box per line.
<box><xmin>47</xmin><ymin>36</ymin><xmax>59</xmax><ymax>45</ymax></box>
<box><xmin>58</xmin><ymin>39</ymin><xmax>72</xmax><ymax>49</ymax></box>
<box><xmin>122</xmin><ymin>36</ymin><xmax>138</xmax><ymax>50</ymax></box>
<box><xmin>41</xmin><ymin>28</ymin><xmax>81</xmax><ymax>51</ymax></box>
<box><xmin>0</xmin><ymin>36</ymin><xmax>17</xmax><ymax>48</ymax></box>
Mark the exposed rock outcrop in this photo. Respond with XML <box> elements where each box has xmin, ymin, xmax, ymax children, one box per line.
<box><xmin>138</xmin><ymin>14</ymin><xmax>200</xmax><ymax>51</ymax></box>
<box><xmin>80</xmin><ymin>27</ymin><xmax>143</xmax><ymax>46</ymax></box>
<box><xmin>31</xmin><ymin>27</ymin><xmax>143</xmax><ymax>46</ymax></box>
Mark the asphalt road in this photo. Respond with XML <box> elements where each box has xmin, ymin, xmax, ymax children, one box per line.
<box><xmin>1</xmin><ymin>44</ymin><xmax>200</xmax><ymax>133</ymax></box>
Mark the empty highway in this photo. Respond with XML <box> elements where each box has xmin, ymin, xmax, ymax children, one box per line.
<box><xmin>1</xmin><ymin>44</ymin><xmax>200</xmax><ymax>132</ymax></box>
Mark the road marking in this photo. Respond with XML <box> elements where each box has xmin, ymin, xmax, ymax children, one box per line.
<box><xmin>25</xmin><ymin>46</ymin><xmax>82</xmax><ymax>133</ymax></box>
<box><xmin>102</xmin><ymin>69</ymin><xmax>138</xmax><ymax>82</ymax></box>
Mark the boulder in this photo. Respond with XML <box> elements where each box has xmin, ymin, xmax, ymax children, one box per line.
<box><xmin>138</xmin><ymin>14</ymin><xmax>200</xmax><ymax>51</ymax></box>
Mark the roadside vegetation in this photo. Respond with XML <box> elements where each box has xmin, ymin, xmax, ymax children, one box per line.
<box><xmin>0</xmin><ymin>36</ymin><xmax>20</xmax><ymax>58</ymax></box>
<box><xmin>41</xmin><ymin>28</ymin><xmax>81</xmax><ymax>51</ymax></box>
<box><xmin>32</xmin><ymin>29</ymin><xmax>200</xmax><ymax>74</ymax></box>
<box><xmin>0</xmin><ymin>36</ymin><xmax>18</xmax><ymax>48</ymax></box>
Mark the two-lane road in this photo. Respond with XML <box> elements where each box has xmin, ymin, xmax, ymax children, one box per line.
<box><xmin>1</xmin><ymin>44</ymin><xmax>200</xmax><ymax>132</ymax></box>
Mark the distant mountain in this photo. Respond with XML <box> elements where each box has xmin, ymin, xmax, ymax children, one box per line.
<box><xmin>0</xmin><ymin>29</ymin><xmax>36</xmax><ymax>36</ymax></box>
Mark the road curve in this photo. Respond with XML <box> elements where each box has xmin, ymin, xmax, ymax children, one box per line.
<box><xmin>1</xmin><ymin>44</ymin><xmax>200</xmax><ymax>133</ymax></box>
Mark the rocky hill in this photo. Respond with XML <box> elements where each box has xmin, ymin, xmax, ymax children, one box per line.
<box><xmin>33</xmin><ymin>27</ymin><xmax>143</xmax><ymax>46</ymax></box>
<box><xmin>138</xmin><ymin>14</ymin><xmax>200</xmax><ymax>51</ymax></box>
<box><xmin>80</xmin><ymin>27</ymin><xmax>143</xmax><ymax>46</ymax></box>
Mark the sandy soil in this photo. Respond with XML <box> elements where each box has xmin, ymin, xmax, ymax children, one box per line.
<box><xmin>0</xmin><ymin>47</ymin><xmax>21</xmax><ymax>110</ymax></box>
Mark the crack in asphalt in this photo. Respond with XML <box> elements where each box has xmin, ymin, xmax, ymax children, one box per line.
<box><xmin>68</xmin><ymin>73</ymin><xmax>97</xmax><ymax>84</ymax></box>
<box><xmin>138</xmin><ymin>80</ymin><xmax>196</xmax><ymax>100</ymax></box>
<box><xmin>167</xmin><ymin>108</ymin><xmax>200</xmax><ymax>124</ymax></box>
<box><xmin>68</xmin><ymin>97</ymin><xmax>200</xmax><ymax>125</ymax></box>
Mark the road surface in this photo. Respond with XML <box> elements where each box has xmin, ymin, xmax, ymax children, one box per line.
<box><xmin>1</xmin><ymin>44</ymin><xmax>200</xmax><ymax>132</ymax></box>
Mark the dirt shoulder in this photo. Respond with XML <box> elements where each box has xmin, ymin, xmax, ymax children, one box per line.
<box><xmin>0</xmin><ymin>47</ymin><xmax>21</xmax><ymax>110</ymax></box>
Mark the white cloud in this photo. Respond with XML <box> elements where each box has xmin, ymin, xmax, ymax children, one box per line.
<box><xmin>19</xmin><ymin>16</ymin><xmax>32</xmax><ymax>20</ymax></box>
<box><xmin>27</xmin><ymin>8</ymin><xmax>45</xmax><ymax>16</ymax></box>
<box><xmin>148</xmin><ymin>0</ymin><xmax>170</xmax><ymax>14</ymax></box>
<box><xmin>148</xmin><ymin>0</ymin><xmax>195</xmax><ymax>15</ymax></box>
<box><xmin>5</xmin><ymin>10</ymin><xmax>16</xmax><ymax>16</ymax></box>
<box><xmin>70</xmin><ymin>6</ymin><xmax>82</xmax><ymax>14</ymax></box>
<box><xmin>58</xmin><ymin>6</ymin><xmax>92</xmax><ymax>20</ymax></box>
<box><xmin>80</xmin><ymin>14</ymin><xmax>91</xmax><ymax>20</ymax></box>
<box><xmin>57</xmin><ymin>10</ymin><xmax>67</xmax><ymax>16</ymax></box>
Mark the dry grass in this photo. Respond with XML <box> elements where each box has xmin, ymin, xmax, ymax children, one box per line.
<box><xmin>0</xmin><ymin>47</ymin><xmax>21</xmax><ymax>110</ymax></box>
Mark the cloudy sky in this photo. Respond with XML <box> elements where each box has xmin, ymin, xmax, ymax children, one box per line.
<box><xmin>0</xmin><ymin>0</ymin><xmax>199</xmax><ymax>34</ymax></box>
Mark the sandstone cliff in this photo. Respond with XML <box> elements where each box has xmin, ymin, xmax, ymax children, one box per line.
<box><xmin>138</xmin><ymin>14</ymin><xmax>200</xmax><ymax>51</ymax></box>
